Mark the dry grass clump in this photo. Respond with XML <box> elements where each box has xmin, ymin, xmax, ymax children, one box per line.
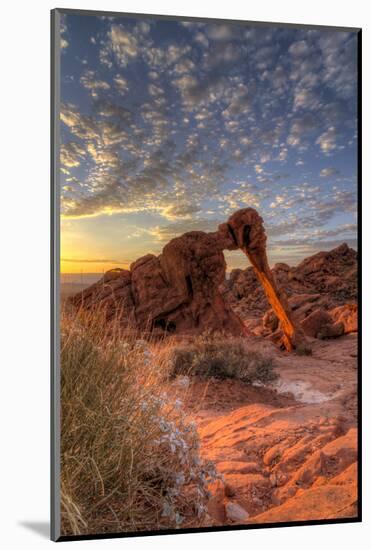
<box><xmin>60</xmin><ymin>306</ymin><xmax>218</xmax><ymax>536</ymax></box>
<box><xmin>169</xmin><ymin>331</ymin><xmax>277</xmax><ymax>384</ymax></box>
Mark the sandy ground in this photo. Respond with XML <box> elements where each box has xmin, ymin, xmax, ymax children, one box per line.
<box><xmin>178</xmin><ymin>333</ymin><xmax>358</xmax><ymax>525</ymax></box>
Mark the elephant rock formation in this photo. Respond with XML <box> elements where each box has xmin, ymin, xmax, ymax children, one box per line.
<box><xmin>70</xmin><ymin>208</ymin><xmax>308</xmax><ymax>351</ymax></box>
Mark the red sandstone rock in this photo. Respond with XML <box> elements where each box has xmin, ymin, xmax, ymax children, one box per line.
<box><xmin>225</xmin><ymin>242</ymin><xmax>357</xmax><ymax>342</ymax></box>
<box><xmin>71</xmin><ymin>268</ymin><xmax>135</xmax><ymax>323</ymax></box>
<box><xmin>263</xmin><ymin>310</ymin><xmax>279</xmax><ymax>332</ymax></box>
<box><xmin>259</xmin><ymin>300</ymin><xmax>358</xmax><ymax>342</ymax></box>
<box><xmin>317</xmin><ymin>320</ymin><xmax>345</xmax><ymax>340</ymax></box>
<box><xmin>71</xmin><ymin>229</ymin><xmax>247</xmax><ymax>336</ymax></box>
<box><xmin>70</xmin><ymin>211</ymin><xmax>356</xmax><ymax>348</ymax></box>
<box><xmin>226</xmin><ymin>243</ymin><xmax>357</xmax><ymax>315</ymax></box>
<box><xmin>220</xmin><ymin>209</ymin><xmax>308</xmax><ymax>351</ymax></box>
<box><xmin>330</xmin><ymin>304</ymin><xmax>358</xmax><ymax>334</ymax></box>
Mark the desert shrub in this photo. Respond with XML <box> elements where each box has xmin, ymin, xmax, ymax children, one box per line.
<box><xmin>169</xmin><ymin>331</ymin><xmax>277</xmax><ymax>384</ymax></box>
<box><xmin>60</xmin><ymin>306</ymin><xmax>218</xmax><ymax>536</ymax></box>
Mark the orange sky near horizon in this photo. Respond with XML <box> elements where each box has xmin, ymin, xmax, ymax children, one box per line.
<box><xmin>61</xmin><ymin>212</ymin><xmax>356</xmax><ymax>275</ymax></box>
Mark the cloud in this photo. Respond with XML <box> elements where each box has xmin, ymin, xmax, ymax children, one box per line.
<box><xmin>312</xmin><ymin>223</ymin><xmax>357</xmax><ymax>239</ymax></box>
<box><xmin>270</xmin><ymin>219</ymin><xmax>358</xmax><ymax>254</ymax></box>
<box><xmin>60</xmin><ymin>17</ymin><xmax>69</xmax><ymax>50</ymax></box>
<box><xmin>142</xmin><ymin>43</ymin><xmax>192</xmax><ymax>71</ymax></box>
<box><xmin>287</xmin><ymin>113</ymin><xmax>319</xmax><ymax>147</ymax></box>
<box><xmin>173</xmin><ymin>74</ymin><xmax>201</xmax><ymax>106</ymax></box>
<box><xmin>148</xmin><ymin>83</ymin><xmax>164</xmax><ymax>96</ymax></box>
<box><xmin>94</xmin><ymin>100</ymin><xmax>132</xmax><ymax>123</ymax></box>
<box><xmin>204</xmin><ymin>42</ymin><xmax>244</xmax><ymax>69</ymax></box>
<box><xmin>60</xmin><ymin>98</ymin><xmax>226</xmax><ymax>221</ymax></box>
<box><xmin>86</xmin><ymin>143</ymin><xmax>119</xmax><ymax>167</ymax></box>
<box><xmin>222</xmin><ymin>83</ymin><xmax>251</xmax><ymax>118</ymax></box>
<box><xmin>277</xmin><ymin>147</ymin><xmax>288</xmax><ymax>161</ymax></box>
<box><xmin>293</xmin><ymin>87</ymin><xmax>320</xmax><ymax>111</ymax></box>
<box><xmin>288</xmin><ymin>40</ymin><xmax>310</xmax><ymax>57</ymax></box>
<box><xmin>206</xmin><ymin>24</ymin><xmax>235</xmax><ymax>41</ymax></box>
<box><xmin>62</xmin><ymin>257</ymin><xmax>131</xmax><ymax>264</ymax></box>
<box><xmin>60</xmin><ymin>141</ymin><xmax>86</xmax><ymax>168</ymax></box>
<box><xmin>113</xmin><ymin>74</ymin><xmax>129</xmax><ymax>94</ymax></box>
<box><xmin>265</xmin><ymin>184</ymin><xmax>357</xmax><ymax>239</ymax></box>
<box><xmin>194</xmin><ymin>31</ymin><xmax>209</xmax><ymax>48</ymax></box>
<box><xmin>173</xmin><ymin>67</ymin><xmax>234</xmax><ymax>109</ymax></box>
<box><xmin>59</xmin><ymin>14</ymin><xmax>358</xmax><ymax>263</ymax></box>
<box><xmin>160</xmin><ymin>203</ymin><xmax>201</xmax><ymax>220</ymax></box>
<box><xmin>320</xmin><ymin>167</ymin><xmax>340</xmax><ymax>177</ymax></box>
<box><xmin>270</xmin><ymin>238</ymin><xmax>357</xmax><ymax>254</ymax></box>
<box><xmin>270</xmin><ymin>195</ymin><xmax>285</xmax><ymax>209</ymax></box>
<box><xmin>319</xmin><ymin>32</ymin><xmax>357</xmax><ymax>99</ymax></box>
<box><xmin>80</xmin><ymin>70</ymin><xmax>110</xmax><ymax>97</ymax></box>
<box><xmin>173</xmin><ymin>58</ymin><xmax>196</xmax><ymax>74</ymax></box>
<box><xmin>61</xmin><ymin>103</ymin><xmax>100</xmax><ymax>141</ymax></box>
<box><xmin>316</xmin><ymin>126</ymin><xmax>337</xmax><ymax>153</ymax></box>
<box><xmin>137</xmin><ymin>21</ymin><xmax>151</xmax><ymax>35</ymax></box>
<box><xmin>108</xmin><ymin>25</ymin><xmax>140</xmax><ymax>66</ymax></box>
<box><xmin>221</xmin><ymin>187</ymin><xmax>260</xmax><ymax>212</ymax></box>
<box><xmin>270</xmin><ymin>222</ymin><xmax>357</xmax><ymax>247</ymax></box>
<box><xmin>149</xmin><ymin>218</ymin><xmax>220</xmax><ymax>241</ymax></box>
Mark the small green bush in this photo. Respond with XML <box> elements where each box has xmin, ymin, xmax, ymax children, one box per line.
<box><xmin>169</xmin><ymin>332</ymin><xmax>277</xmax><ymax>384</ymax></box>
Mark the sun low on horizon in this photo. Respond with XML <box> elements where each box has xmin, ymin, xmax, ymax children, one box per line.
<box><xmin>59</xmin><ymin>14</ymin><xmax>358</xmax><ymax>277</ymax></box>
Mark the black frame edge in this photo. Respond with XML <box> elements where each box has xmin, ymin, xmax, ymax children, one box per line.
<box><xmin>56</xmin><ymin>516</ymin><xmax>361</xmax><ymax>543</ymax></box>
<box><xmin>51</xmin><ymin>7</ymin><xmax>61</xmax><ymax>543</ymax></box>
<box><xmin>53</xmin><ymin>7</ymin><xmax>361</xmax><ymax>32</ymax></box>
<box><xmin>356</xmin><ymin>28</ymin><xmax>362</xmax><ymax>523</ymax></box>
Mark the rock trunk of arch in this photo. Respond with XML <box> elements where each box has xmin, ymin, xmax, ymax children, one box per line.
<box><xmin>219</xmin><ymin>208</ymin><xmax>309</xmax><ymax>352</ymax></box>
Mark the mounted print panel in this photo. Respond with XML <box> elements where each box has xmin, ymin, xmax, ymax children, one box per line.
<box><xmin>51</xmin><ymin>8</ymin><xmax>361</xmax><ymax>541</ymax></box>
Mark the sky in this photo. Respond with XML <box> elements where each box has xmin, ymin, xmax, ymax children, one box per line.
<box><xmin>59</xmin><ymin>12</ymin><xmax>358</xmax><ymax>276</ymax></box>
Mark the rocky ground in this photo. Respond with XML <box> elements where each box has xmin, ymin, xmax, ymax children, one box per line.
<box><xmin>223</xmin><ymin>243</ymin><xmax>357</xmax><ymax>345</ymax></box>
<box><xmin>69</xmin><ymin>229</ymin><xmax>359</xmax><ymax>526</ymax></box>
<box><xmin>175</xmin><ymin>332</ymin><xmax>358</xmax><ymax>526</ymax></box>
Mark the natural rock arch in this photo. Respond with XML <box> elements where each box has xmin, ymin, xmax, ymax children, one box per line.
<box><xmin>71</xmin><ymin>208</ymin><xmax>308</xmax><ymax>352</ymax></box>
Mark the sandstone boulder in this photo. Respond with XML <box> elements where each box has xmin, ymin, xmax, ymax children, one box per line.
<box><xmin>226</xmin><ymin>243</ymin><xmax>357</xmax><ymax>316</ymax></box>
<box><xmin>71</xmin><ymin>229</ymin><xmax>247</xmax><ymax>336</ymax></box>
<box><xmin>301</xmin><ymin>309</ymin><xmax>339</xmax><ymax>339</ymax></box>
<box><xmin>71</xmin><ymin>268</ymin><xmax>135</xmax><ymax>323</ymax></box>
<box><xmin>225</xmin><ymin>242</ymin><xmax>357</xmax><ymax>343</ymax></box>
<box><xmin>331</xmin><ymin>304</ymin><xmax>358</xmax><ymax>334</ymax></box>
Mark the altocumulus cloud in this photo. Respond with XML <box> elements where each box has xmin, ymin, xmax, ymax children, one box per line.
<box><xmin>59</xmin><ymin>13</ymin><xmax>358</xmax><ymax>261</ymax></box>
